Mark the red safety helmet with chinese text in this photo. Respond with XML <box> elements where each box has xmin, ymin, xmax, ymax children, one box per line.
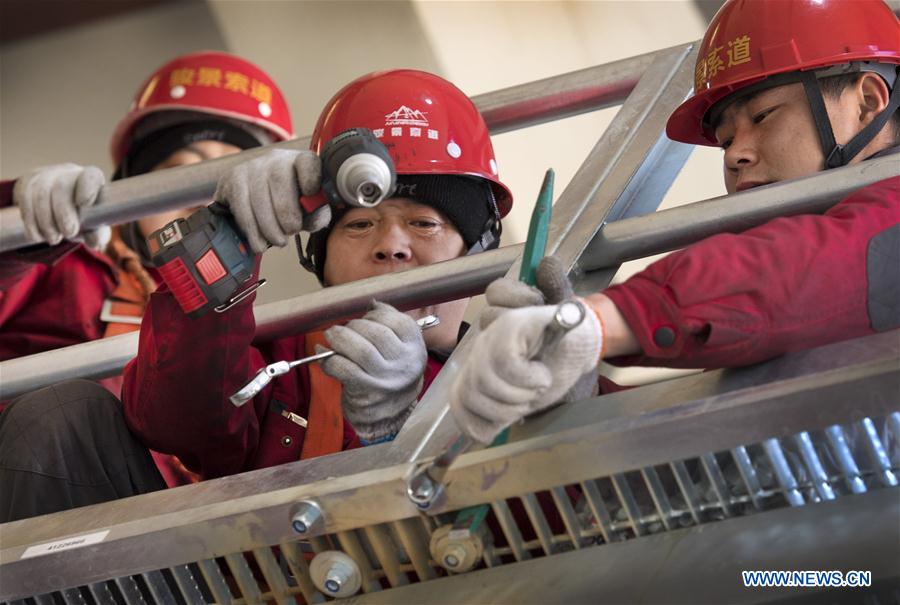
<box><xmin>110</xmin><ymin>51</ymin><xmax>292</xmax><ymax>168</ymax></box>
<box><xmin>310</xmin><ymin>69</ymin><xmax>512</xmax><ymax>217</ymax></box>
<box><xmin>667</xmin><ymin>0</ymin><xmax>900</xmax><ymax>168</ymax></box>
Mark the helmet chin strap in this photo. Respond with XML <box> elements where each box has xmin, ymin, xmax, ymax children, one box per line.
<box><xmin>800</xmin><ymin>69</ymin><xmax>900</xmax><ymax>169</ymax></box>
<box><xmin>465</xmin><ymin>187</ymin><xmax>502</xmax><ymax>256</ymax></box>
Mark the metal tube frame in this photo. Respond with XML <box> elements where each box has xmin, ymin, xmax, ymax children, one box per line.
<box><xmin>392</xmin><ymin>40</ymin><xmax>700</xmax><ymax>459</ymax></box>
<box><xmin>0</xmin><ymin>47</ymin><xmax>663</xmax><ymax>253</ymax></box>
<box><xmin>1</xmin><ymin>144</ymin><xmax>893</xmax><ymax>401</ymax></box>
<box><xmin>3</xmin><ymin>165</ymin><xmax>897</xmax><ymax>398</ymax></box>
<box><xmin>2</xmin><ymin>43</ymin><xmax>899</xmax><ymax>602</ymax></box>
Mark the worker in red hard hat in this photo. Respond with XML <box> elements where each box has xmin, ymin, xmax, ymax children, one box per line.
<box><xmin>2</xmin><ymin>50</ymin><xmax>292</xmax><ymax>371</ymax></box>
<box><xmin>451</xmin><ymin>0</ymin><xmax>900</xmax><ymax>445</ymax></box>
<box><xmin>0</xmin><ymin>51</ymin><xmax>294</xmax><ymax>521</ymax></box>
<box><xmin>120</xmin><ymin>69</ymin><xmax>512</xmax><ymax>480</ymax></box>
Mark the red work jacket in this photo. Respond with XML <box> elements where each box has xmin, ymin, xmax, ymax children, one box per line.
<box><xmin>0</xmin><ymin>180</ymin><xmax>119</xmax><ymax>363</ymax></box>
<box><xmin>122</xmin><ymin>284</ymin><xmax>441</xmax><ymax>479</ymax></box>
<box><xmin>0</xmin><ymin>180</ymin><xmax>197</xmax><ymax>486</ymax></box>
<box><xmin>0</xmin><ymin>242</ymin><xmax>117</xmax><ymax>361</ymax></box>
<box><xmin>604</xmin><ymin>175</ymin><xmax>900</xmax><ymax>369</ymax></box>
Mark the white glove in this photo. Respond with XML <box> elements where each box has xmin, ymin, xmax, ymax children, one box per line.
<box><xmin>478</xmin><ymin>255</ymin><xmax>601</xmax><ymax>408</ymax></box>
<box><xmin>320</xmin><ymin>302</ymin><xmax>428</xmax><ymax>443</ymax></box>
<box><xmin>13</xmin><ymin>163</ymin><xmax>110</xmax><ymax>250</ymax></box>
<box><xmin>479</xmin><ymin>256</ymin><xmax>574</xmax><ymax>330</ymax></box>
<box><xmin>451</xmin><ymin>303</ymin><xmax>604</xmax><ymax>444</ymax></box>
<box><xmin>213</xmin><ymin>149</ymin><xmax>331</xmax><ymax>253</ymax></box>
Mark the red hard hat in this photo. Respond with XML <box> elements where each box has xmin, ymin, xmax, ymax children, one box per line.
<box><xmin>110</xmin><ymin>51</ymin><xmax>293</xmax><ymax>166</ymax></box>
<box><xmin>310</xmin><ymin>69</ymin><xmax>512</xmax><ymax>217</ymax></box>
<box><xmin>667</xmin><ymin>0</ymin><xmax>900</xmax><ymax>146</ymax></box>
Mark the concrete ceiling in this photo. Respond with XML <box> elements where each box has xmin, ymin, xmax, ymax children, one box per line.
<box><xmin>0</xmin><ymin>0</ymin><xmax>179</xmax><ymax>46</ymax></box>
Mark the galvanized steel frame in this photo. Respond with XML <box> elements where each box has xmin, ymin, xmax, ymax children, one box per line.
<box><xmin>2</xmin><ymin>40</ymin><xmax>899</xmax><ymax>603</ymax></box>
<box><xmin>345</xmin><ymin>487</ymin><xmax>900</xmax><ymax>605</ymax></box>
<box><xmin>1</xmin><ymin>331</ymin><xmax>897</xmax><ymax>600</ymax></box>
<box><xmin>0</xmin><ymin>47</ymin><xmax>662</xmax><ymax>254</ymax></box>
<box><xmin>0</xmin><ymin>153</ymin><xmax>895</xmax><ymax>401</ymax></box>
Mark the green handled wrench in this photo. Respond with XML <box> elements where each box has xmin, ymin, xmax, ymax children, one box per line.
<box><xmin>406</xmin><ymin>168</ymin><xmax>580</xmax><ymax>513</ymax></box>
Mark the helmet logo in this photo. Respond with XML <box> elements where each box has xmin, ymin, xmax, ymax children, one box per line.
<box><xmin>375</xmin><ymin>105</ymin><xmax>439</xmax><ymax>141</ymax></box>
<box><xmin>161</xmin><ymin>66</ymin><xmax>276</xmax><ymax>109</ymax></box>
<box><xmin>385</xmin><ymin>105</ymin><xmax>429</xmax><ymax>126</ymax></box>
<box><xmin>695</xmin><ymin>34</ymin><xmax>752</xmax><ymax>91</ymax></box>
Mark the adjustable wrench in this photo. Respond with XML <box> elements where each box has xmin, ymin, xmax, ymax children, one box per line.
<box><xmin>406</xmin><ymin>299</ymin><xmax>586</xmax><ymax>510</ymax></box>
<box><xmin>230</xmin><ymin>314</ymin><xmax>440</xmax><ymax>406</ymax></box>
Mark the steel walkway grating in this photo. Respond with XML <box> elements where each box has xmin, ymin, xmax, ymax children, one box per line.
<box><xmin>9</xmin><ymin>412</ymin><xmax>897</xmax><ymax>604</ymax></box>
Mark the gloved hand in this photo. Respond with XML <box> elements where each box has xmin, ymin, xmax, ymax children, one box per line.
<box><xmin>478</xmin><ymin>255</ymin><xmax>601</xmax><ymax>410</ymax></box>
<box><xmin>319</xmin><ymin>302</ymin><xmax>428</xmax><ymax>443</ymax></box>
<box><xmin>479</xmin><ymin>255</ymin><xmax>573</xmax><ymax>329</ymax></box>
<box><xmin>213</xmin><ymin>149</ymin><xmax>331</xmax><ymax>253</ymax></box>
<box><xmin>451</xmin><ymin>302</ymin><xmax>604</xmax><ymax>444</ymax></box>
<box><xmin>13</xmin><ymin>163</ymin><xmax>110</xmax><ymax>250</ymax></box>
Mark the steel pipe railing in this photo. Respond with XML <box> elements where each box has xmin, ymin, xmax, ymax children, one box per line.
<box><xmin>0</xmin><ymin>245</ymin><xmax>519</xmax><ymax>401</ymax></box>
<box><xmin>1</xmin><ymin>155</ymin><xmax>893</xmax><ymax>401</ymax></box>
<box><xmin>583</xmin><ymin>152</ymin><xmax>900</xmax><ymax>269</ymax></box>
<box><xmin>0</xmin><ymin>46</ymin><xmax>667</xmax><ymax>253</ymax></box>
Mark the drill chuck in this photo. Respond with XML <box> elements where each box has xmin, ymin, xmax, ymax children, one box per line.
<box><xmin>335</xmin><ymin>152</ymin><xmax>393</xmax><ymax>207</ymax></box>
<box><xmin>321</xmin><ymin>128</ymin><xmax>396</xmax><ymax>208</ymax></box>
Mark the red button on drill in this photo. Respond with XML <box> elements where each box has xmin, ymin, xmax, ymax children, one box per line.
<box><xmin>196</xmin><ymin>249</ymin><xmax>227</xmax><ymax>285</ymax></box>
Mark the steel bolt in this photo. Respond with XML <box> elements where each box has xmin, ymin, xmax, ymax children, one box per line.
<box><xmin>291</xmin><ymin>501</ymin><xmax>323</xmax><ymax>535</ymax></box>
<box><xmin>324</xmin><ymin>564</ymin><xmax>350</xmax><ymax>594</ymax></box>
<box><xmin>441</xmin><ymin>544</ymin><xmax>467</xmax><ymax>571</ymax></box>
<box><xmin>407</xmin><ymin>472</ymin><xmax>436</xmax><ymax>508</ymax></box>
<box><xmin>310</xmin><ymin>551</ymin><xmax>361</xmax><ymax>598</ymax></box>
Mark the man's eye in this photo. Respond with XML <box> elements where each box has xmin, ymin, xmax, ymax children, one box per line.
<box><xmin>752</xmin><ymin>108</ymin><xmax>774</xmax><ymax>124</ymax></box>
<box><xmin>345</xmin><ymin>220</ymin><xmax>373</xmax><ymax>230</ymax></box>
<box><xmin>719</xmin><ymin>138</ymin><xmax>732</xmax><ymax>151</ymax></box>
<box><xmin>411</xmin><ymin>219</ymin><xmax>440</xmax><ymax>228</ymax></box>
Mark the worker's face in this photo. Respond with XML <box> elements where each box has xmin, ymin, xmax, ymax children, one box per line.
<box><xmin>324</xmin><ymin>198</ymin><xmax>468</xmax><ymax>353</ymax></box>
<box><xmin>136</xmin><ymin>140</ymin><xmax>243</xmax><ymax>238</ymax></box>
<box><xmin>714</xmin><ymin>82</ymin><xmax>860</xmax><ymax>194</ymax></box>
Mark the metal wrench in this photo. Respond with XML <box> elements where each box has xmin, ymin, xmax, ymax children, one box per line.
<box><xmin>230</xmin><ymin>314</ymin><xmax>440</xmax><ymax>406</ymax></box>
<box><xmin>406</xmin><ymin>299</ymin><xmax>586</xmax><ymax>510</ymax></box>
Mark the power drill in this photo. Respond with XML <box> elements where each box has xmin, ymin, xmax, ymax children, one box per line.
<box><xmin>149</xmin><ymin>127</ymin><xmax>396</xmax><ymax>318</ymax></box>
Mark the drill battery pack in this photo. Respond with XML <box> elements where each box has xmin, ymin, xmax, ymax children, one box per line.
<box><xmin>148</xmin><ymin>205</ymin><xmax>257</xmax><ymax>319</ymax></box>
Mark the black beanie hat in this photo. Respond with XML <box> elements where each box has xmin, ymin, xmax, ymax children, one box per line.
<box><xmin>113</xmin><ymin>113</ymin><xmax>271</xmax><ymax>262</ymax></box>
<box><xmin>114</xmin><ymin>120</ymin><xmax>265</xmax><ymax>180</ymax></box>
<box><xmin>303</xmin><ymin>174</ymin><xmax>500</xmax><ymax>284</ymax></box>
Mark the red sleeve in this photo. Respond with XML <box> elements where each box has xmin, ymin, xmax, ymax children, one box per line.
<box><xmin>122</xmin><ymin>282</ymin><xmax>269</xmax><ymax>478</ymax></box>
<box><xmin>0</xmin><ymin>245</ymin><xmax>114</xmax><ymax>359</ymax></box>
<box><xmin>0</xmin><ymin>262</ymin><xmax>45</xmax><ymax>331</ymax></box>
<box><xmin>0</xmin><ymin>180</ymin><xmax>14</xmax><ymax>207</ymax></box>
<box><xmin>0</xmin><ymin>179</ymin><xmax>83</xmax><ymax>290</ymax></box>
<box><xmin>603</xmin><ymin>177</ymin><xmax>900</xmax><ymax>368</ymax></box>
